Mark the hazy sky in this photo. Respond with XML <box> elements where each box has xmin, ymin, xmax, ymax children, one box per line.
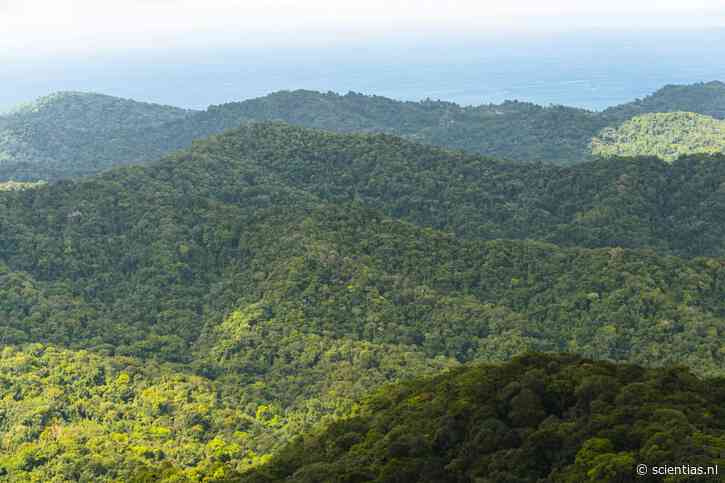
<box><xmin>3</xmin><ymin>0</ymin><xmax>725</xmax><ymax>58</ymax></box>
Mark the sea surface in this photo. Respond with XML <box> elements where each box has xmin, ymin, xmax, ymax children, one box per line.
<box><xmin>3</xmin><ymin>29</ymin><xmax>725</xmax><ymax>112</ymax></box>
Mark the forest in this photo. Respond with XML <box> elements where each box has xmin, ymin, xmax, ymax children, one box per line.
<box><xmin>2</xmin><ymin>81</ymin><xmax>725</xmax><ymax>182</ymax></box>
<box><xmin>242</xmin><ymin>354</ymin><xmax>725</xmax><ymax>483</ymax></box>
<box><xmin>0</xmin><ymin>117</ymin><xmax>724</xmax><ymax>481</ymax></box>
<box><xmin>1</xmin><ymin>81</ymin><xmax>725</xmax><ymax>482</ymax></box>
<box><xmin>592</xmin><ymin>112</ymin><xmax>725</xmax><ymax>161</ymax></box>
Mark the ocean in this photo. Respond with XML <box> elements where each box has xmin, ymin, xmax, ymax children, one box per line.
<box><xmin>2</xmin><ymin>29</ymin><xmax>725</xmax><ymax>112</ymax></box>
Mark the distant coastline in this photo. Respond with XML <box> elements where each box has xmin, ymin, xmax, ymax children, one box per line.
<box><xmin>2</xmin><ymin>30</ymin><xmax>725</xmax><ymax>112</ymax></box>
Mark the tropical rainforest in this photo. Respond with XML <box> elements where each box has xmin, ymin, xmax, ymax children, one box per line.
<box><xmin>592</xmin><ymin>112</ymin><xmax>725</xmax><ymax>161</ymax></box>
<box><xmin>1</xmin><ymin>83</ymin><xmax>725</xmax><ymax>482</ymax></box>
<box><xmin>2</xmin><ymin>81</ymin><xmax>725</xmax><ymax>182</ymax></box>
<box><xmin>242</xmin><ymin>353</ymin><xmax>725</xmax><ymax>483</ymax></box>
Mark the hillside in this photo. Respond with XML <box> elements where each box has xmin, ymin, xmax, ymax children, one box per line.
<box><xmin>242</xmin><ymin>354</ymin><xmax>725</xmax><ymax>483</ymax></box>
<box><xmin>0</xmin><ymin>92</ymin><xmax>194</xmax><ymax>181</ymax></box>
<box><xmin>592</xmin><ymin>112</ymin><xmax>725</xmax><ymax>161</ymax></box>
<box><xmin>603</xmin><ymin>81</ymin><xmax>725</xmax><ymax>120</ymax></box>
<box><xmin>110</xmin><ymin>123</ymin><xmax>725</xmax><ymax>258</ymax></box>
<box><xmin>184</xmin><ymin>91</ymin><xmax>606</xmax><ymax>164</ymax></box>
<box><xmin>3</xmin><ymin>81</ymin><xmax>725</xmax><ymax>182</ymax></box>
<box><xmin>1</xmin><ymin>123</ymin><xmax>724</xmax><ymax>480</ymax></box>
<box><xmin>198</xmin><ymin>82</ymin><xmax>725</xmax><ymax>164</ymax></box>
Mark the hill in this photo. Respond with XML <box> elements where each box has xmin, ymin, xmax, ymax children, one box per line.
<box><xmin>96</xmin><ymin>123</ymin><xmax>725</xmax><ymax>258</ymax></box>
<box><xmin>592</xmin><ymin>112</ymin><xmax>725</xmax><ymax>161</ymax></box>
<box><xmin>0</xmin><ymin>92</ymin><xmax>194</xmax><ymax>181</ymax></box>
<box><xmin>3</xmin><ymin>81</ymin><xmax>725</xmax><ymax>182</ymax></box>
<box><xmin>192</xmin><ymin>82</ymin><xmax>725</xmax><ymax>165</ymax></box>
<box><xmin>182</xmin><ymin>91</ymin><xmax>606</xmax><ymax>164</ymax></box>
<box><xmin>1</xmin><ymin>123</ymin><xmax>724</xmax><ymax>480</ymax></box>
<box><xmin>241</xmin><ymin>354</ymin><xmax>725</xmax><ymax>483</ymax></box>
<box><xmin>603</xmin><ymin>81</ymin><xmax>725</xmax><ymax>120</ymax></box>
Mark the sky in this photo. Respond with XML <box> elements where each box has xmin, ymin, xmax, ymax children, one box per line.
<box><xmin>3</xmin><ymin>0</ymin><xmax>725</xmax><ymax>58</ymax></box>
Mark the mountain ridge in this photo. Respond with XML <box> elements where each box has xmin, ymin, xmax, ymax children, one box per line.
<box><xmin>2</xmin><ymin>81</ymin><xmax>725</xmax><ymax>181</ymax></box>
<box><xmin>137</xmin><ymin>122</ymin><xmax>725</xmax><ymax>257</ymax></box>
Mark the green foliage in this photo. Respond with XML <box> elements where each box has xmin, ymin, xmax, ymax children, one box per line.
<box><xmin>0</xmin><ymin>92</ymin><xmax>193</xmax><ymax>181</ymax></box>
<box><xmin>2</xmin><ymin>119</ymin><xmax>725</xmax><ymax>481</ymax></box>
<box><xmin>604</xmin><ymin>81</ymin><xmax>725</xmax><ymax>120</ymax></box>
<box><xmin>242</xmin><ymin>354</ymin><xmax>725</xmax><ymax>483</ymax></box>
<box><xmin>593</xmin><ymin>112</ymin><xmax>725</xmax><ymax>161</ymax></box>
<box><xmin>201</xmin><ymin>91</ymin><xmax>607</xmax><ymax>165</ymax></box>
<box><xmin>0</xmin><ymin>181</ymin><xmax>46</xmax><ymax>191</ymax></box>
<box><xmin>0</xmin><ymin>123</ymin><xmax>722</xmax><ymax>373</ymax></box>
<box><xmin>3</xmin><ymin>81</ymin><xmax>725</xmax><ymax>182</ymax></box>
<box><xmin>143</xmin><ymin>123</ymin><xmax>725</xmax><ymax>257</ymax></box>
<box><xmin>0</xmin><ymin>123</ymin><xmax>723</xmax><ymax>371</ymax></box>
<box><xmin>0</xmin><ymin>344</ymin><xmax>270</xmax><ymax>482</ymax></box>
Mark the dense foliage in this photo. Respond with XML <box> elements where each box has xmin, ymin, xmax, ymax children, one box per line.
<box><xmin>3</xmin><ymin>81</ymin><xmax>725</xmax><ymax>182</ymax></box>
<box><xmin>0</xmin><ymin>181</ymin><xmax>46</xmax><ymax>192</ymax></box>
<box><xmin>125</xmin><ymin>123</ymin><xmax>725</xmax><ymax>258</ymax></box>
<box><xmin>1</xmin><ymin>124</ymin><xmax>724</xmax><ymax>366</ymax></box>
<box><xmin>0</xmin><ymin>344</ymin><xmax>265</xmax><ymax>481</ymax></box>
<box><xmin>603</xmin><ymin>81</ymin><xmax>725</xmax><ymax>120</ymax></box>
<box><xmin>593</xmin><ymin>112</ymin><xmax>725</xmax><ymax>161</ymax></box>
<box><xmin>243</xmin><ymin>354</ymin><xmax>725</xmax><ymax>483</ymax></box>
<box><xmin>2</xmin><ymin>121</ymin><xmax>725</xmax><ymax>481</ymax></box>
<box><xmin>195</xmin><ymin>91</ymin><xmax>607</xmax><ymax>164</ymax></box>
<box><xmin>0</xmin><ymin>92</ymin><xmax>193</xmax><ymax>181</ymax></box>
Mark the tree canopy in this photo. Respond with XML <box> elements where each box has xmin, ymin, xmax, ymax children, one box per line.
<box><xmin>3</xmin><ymin>81</ymin><xmax>725</xmax><ymax>182</ymax></box>
<box><xmin>242</xmin><ymin>353</ymin><xmax>725</xmax><ymax>483</ymax></box>
<box><xmin>593</xmin><ymin>112</ymin><xmax>725</xmax><ymax>161</ymax></box>
<box><xmin>2</xmin><ymin>97</ymin><xmax>725</xmax><ymax>481</ymax></box>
